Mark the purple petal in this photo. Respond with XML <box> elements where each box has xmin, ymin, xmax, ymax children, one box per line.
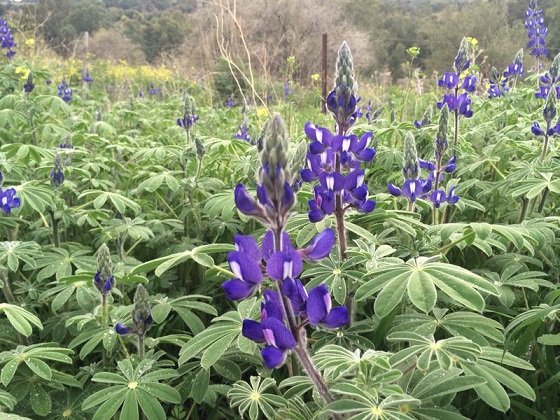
<box><xmin>222</xmin><ymin>279</ymin><xmax>258</xmax><ymax>300</ymax></box>
<box><xmin>228</xmin><ymin>251</ymin><xmax>263</xmax><ymax>284</ymax></box>
<box><xmin>261</xmin><ymin>345</ymin><xmax>287</xmax><ymax>369</ymax></box>
<box><xmin>300</xmin><ymin>228</ymin><xmax>335</xmax><ymax>263</ymax></box>
<box><xmin>356</xmin><ymin>199</ymin><xmax>375</xmax><ymax>213</ymax></box>
<box><xmin>266</xmin><ymin>250</ymin><xmax>302</xmax><ymax>281</ymax></box>
<box><xmin>115</xmin><ymin>323</ymin><xmax>131</xmax><ymax>335</ymax></box>
<box><xmin>402</xmin><ymin>180</ymin><xmax>422</xmax><ymax>202</ymax></box>
<box><xmin>242</xmin><ymin>319</ymin><xmax>265</xmax><ymax>342</ymax></box>
<box><xmin>308</xmin><ymin>208</ymin><xmax>325</xmax><ymax>223</ymax></box>
<box><xmin>234</xmin><ymin>235</ymin><xmax>262</xmax><ymax>262</ymax></box>
<box><xmin>356</xmin><ymin>148</ymin><xmax>376</xmax><ymax>162</ymax></box>
<box><xmin>262</xmin><ymin>290</ymin><xmax>283</xmax><ymax>320</ymax></box>
<box><xmin>387</xmin><ymin>182</ymin><xmax>402</xmax><ymax>196</ymax></box>
<box><xmin>321</xmin><ymin>307</ymin><xmax>349</xmax><ymax>329</ymax></box>
<box><xmin>234</xmin><ymin>184</ymin><xmax>260</xmax><ymax>215</ymax></box>
<box><xmin>262</xmin><ymin>317</ymin><xmax>296</xmax><ymax>349</ymax></box>
<box><xmin>307</xmin><ymin>284</ymin><xmax>329</xmax><ymax>325</ymax></box>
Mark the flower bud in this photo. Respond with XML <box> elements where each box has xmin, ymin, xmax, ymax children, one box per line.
<box><xmin>454</xmin><ymin>37</ymin><xmax>470</xmax><ymax>73</ymax></box>
<box><xmin>543</xmin><ymin>88</ymin><xmax>557</xmax><ymax>125</ymax></box>
<box><xmin>94</xmin><ymin>244</ymin><xmax>114</xmax><ymax>294</ymax></box>
<box><xmin>132</xmin><ymin>284</ymin><xmax>152</xmax><ymax>335</ymax></box>
<box><xmin>403</xmin><ymin>132</ymin><xmax>419</xmax><ymax>180</ymax></box>
<box><xmin>435</xmin><ymin>104</ymin><xmax>449</xmax><ymax>159</ymax></box>
<box><xmin>50</xmin><ymin>153</ymin><xmax>64</xmax><ymax>188</ymax></box>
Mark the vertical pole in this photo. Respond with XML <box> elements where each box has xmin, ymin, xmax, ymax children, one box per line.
<box><xmin>321</xmin><ymin>33</ymin><xmax>328</xmax><ymax>114</ymax></box>
<box><xmin>82</xmin><ymin>31</ymin><xmax>89</xmax><ymax>90</ymax></box>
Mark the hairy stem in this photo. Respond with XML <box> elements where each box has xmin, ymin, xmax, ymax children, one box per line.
<box><xmin>102</xmin><ymin>294</ymin><xmax>108</xmax><ymax>328</ymax></box>
<box><xmin>537</xmin><ymin>187</ymin><xmax>549</xmax><ymax>214</ymax></box>
<box><xmin>49</xmin><ymin>210</ymin><xmax>60</xmax><ymax>248</ymax></box>
<box><xmin>137</xmin><ymin>334</ymin><xmax>145</xmax><ymax>359</ymax></box>
<box><xmin>271</xmin><ymin>228</ymin><xmax>338</xmax><ymax>412</ymax></box>
<box><xmin>0</xmin><ymin>270</ymin><xmax>15</xmax><ymax>303</ymax></box>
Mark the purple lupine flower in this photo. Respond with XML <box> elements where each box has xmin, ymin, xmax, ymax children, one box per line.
<box><xmin>57</xmin><ymin>79</ymin><xmax>72</xmax><ymax>102</ymax></box>
<box><xmin>50</xmin><ymin>153</ymin><xmax>64</xmax><ymax>188</ymax></box>
<box><xmin>0</xmin><ymin>187</ymin><xmax>20</xmax><ymax>214</ymax></box>
<box><xmin>93</xmin><ymin>271</ymin><xmax>114</xmax><ymax>295</ymax></box>
<box><xmin>307</xmin><ymin>284</ymin><xmax>349</xmax><ymax>328</ymax></box>
<box><xmin>284</xmin><ymin>81</ymin><xmax>290</xmax><ymax>100</ymax></box>
<box><xmin>225</xmin><ymin>94</ymin><xmax>235</xmax><ymax>107</ymax></box>
<box><xmin>245</xmin><ymin>317</ymin><xmax>296</xmax><ymax>369</ymax></box>
<box><xmin>116</xmin><ymin>284</ymin><xmax>153</xmax><ymax>337</ymax></box>
<box><xmin>525</xmin><ymin>0</ymin><xmax>549</xmax><ymax>60</ymax></box>
<box><xmin>148</xmin><ymin>83</ymin><xmax>161</xmax><ymax>96</ymax></box>
<box><xmin>234</xmin><ymin>117</ymin><xmax>251</xmax><ymax>142</ymax></box>
<box><xmin>82</xmin><ymin>68</ymin><xmax>93</xmax><ymax>83</ymax></box>
<box><xmin>222</xmin><ymin>250</ymin><xmax>263</xmax><ymax>300</ymax></box>
<box><xmin>0</xmin><ymin>20</ymin><xmax>16</xmax><ymax>59</ymax></box>
<box><xmin>177</xmin><ymin>92</ymin><xmax>198</xmax><ymax>132</ymax></box>
<box><xmin>302</xmin><ymin>124</ymin><xmax>376</xmax><ymax>221</ymax></box>
<box><xmin>437</xmin><ymin>38</ymin><xmax>475</xmax><ymax>119</ymax></box>
<box><xmin>23</xmin><ymin>72</ymin><xmax>34</xmax><ymax>93</ymax></box>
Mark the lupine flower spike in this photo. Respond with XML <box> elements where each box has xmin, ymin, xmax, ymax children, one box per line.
<box><xmin>525</xmin><ymin>0</ymin><xmax>548</xmax><ymax>70</ymax></box>
<box><xmin>437</xmin><ymin>37</ymin><xmax>475</xmax><ymax>150</ymax></box>
<box><xmin>228</xmin><ymin>113</ymin><xmax>346</xmax><ymax>409</ymax></box>
<box><xmin>177</xmin><ymin>91</ymin><xmax>198</xmax><ymax>143</ymax></box>
<box><xmin>50</xmin><ymin>153</ymin><xmax>64</xmax><ymax>188</ymax></box>
<box><xmin>94</xmin><ymin>244</ymin><xmax>114</xmax><ymax>327</ymax></box>
<box><xmin>0</xmin><ymin>20</ymin><xmax>16</xmax><ymax>59</ymax></box>
<box><xmin>388</xmin><ymin>132</ymin><xmax>431</xmax><ymax>211</ymax></box>
<box><xmin>116</xmin><ymin>284</ymin><xmax>153</xmax><ymax>358</ymax></box>
<box><xmin>303</xmin><ymin>42</ymin><xmax>375</xmax><ymax>260</ymax></box>
<box><xmin>57</xmin><ymin>79</ymin><xmax>72</xmax><ymax>102</ymax></box>
<box><xmin>23</xmin><ymin>72</ymin><xmax>34</xmax><ymax>93</ymax></box>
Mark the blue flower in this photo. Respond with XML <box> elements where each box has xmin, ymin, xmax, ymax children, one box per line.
<box><xmin>234</xmin><ymin>118</ymin><xmax>251</xmax><ymax>142</ymax></box>
<box><xmin>242</xmin><ymin>317</ymin><xmax>296</xmax><ymax>369</ymax></box>
<box><xmin>0</xmin><ymin>20</ymin><xmax>16</xmax><ymax>58</ymax></box>
<box><xmin>222</xmin><ymin>250</ymin><xmax>263</xmax><ymax>300</ymax></box>
<box><xmin>298</xmin><ymin>228</ymin><xmax>335</xmax><ymax>263</ymax></box>
<box><xmin>82</xmin><ymin>68</ymin><xmax>93</xmax><ymax>83</ymax></box>
<box><xmin>306</xmin><ymin>284</ymin><xmax>349</xmax><ymax>328</ymax></box>
<box><xmin>525</xmin><ymin>0</ymin><xmax>549</xmax><ymax>59</ymax></box>
<box><xmin>57</xmin><ymin>79</ymin><xmax>72</xmax><ymax>102</ymax></box>
<box><xmin>93</xmin><ymin>271</ymin><xmax>114</xmax><ymax>295</ymax></box>
<box><xmin>0</xmin><ymin>187</ymin><xmax>20</xmax><ymax>214</ymax></box>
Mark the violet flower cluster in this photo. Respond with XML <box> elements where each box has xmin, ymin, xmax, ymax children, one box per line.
<box><xmin>234</xmin><ymin>117</ymin><xmax>251</xmax><ymax>143</ymax></box>
<box><xmin>0</xmin><ymin>185</ymin><xmax>20</xmax><ymax>214</ymax></box>
<box><xmin>82</xmin><ymin>68</ymin><xmax>93</xmax><ymax>83</ymax></box>
<box><xmin>230</xmin><ymin>113</ymin><xmax>348</xmax><ymax>370</ymax></box>
<box><xmin>177</xmin><ymin>91</ymin><xmax>199</xmax><ymax>132</ymax></box>
<box><xmin>57</xmin><ymin>79</ymin><xmax>72</xmax><ymax>103</ymax></box>
<box><xmin>532</xmin><ymin>53</ymin><xmax>560</xmax><ymax>138</ymax></box>
<box><xmin>437</xmin><ymin>37</ymin><xmax>475</xmax><ymax>118</ymax></box>
<box><xmin>302</xmin><ymin>42</ymin><xmax>376</xmax><ymax>223</ymax></box>
<box><xmin>0</xmin><ymin>19</ymin><xmax>16</xmax><ymax>59</ymax></box>
<box><xmin>488</xmin><ymin>50</ymin><xmax>524</xmax><ymax>98</ymax></box>
<box><xmin>535</xmin><ymin>52</ymin><xmax>560</xmax><ymax>100</ymax></box>
<box><xmin>525</xmin><ymin>0</ymin><xmax>548</xmax><ymax>60</ymax></box>
<box><xmin>23</xmin><ymin>72</ymin><xmax>34</xmax><ymax>93</ymax></box>
<box><xmin>302</xmin><ymin>123</ymin><xmax>375</xmax><ymax>222</ymax></box>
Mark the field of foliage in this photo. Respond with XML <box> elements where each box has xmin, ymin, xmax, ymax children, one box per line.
<box><xmin>1</xmin><ymin>7</ymin><xmax>560</xmax><ymax>420</ymax></box>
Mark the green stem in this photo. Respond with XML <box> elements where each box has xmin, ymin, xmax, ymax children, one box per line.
<box><xmin>49</xmin><ymin>210</ymin><xmax>60</xmax><ymax>248</ymax></box>
<box><xmin>537</xmin><ymin>187</ymin><xmax>549</xmax><ymax>214</ymax></box>
<box><xmin>272</xmin><ymin>229</ymin><xmax>338</xmax><ymax>413</ymax></box>
<box><xmin>488</xmin><ymin>160</ymin><xmax>506</xmax><ymax>180</ymax></box>
<box><xmin>212</xmin><ymin>265</ymin><xmax>235</xmax><ymax>277</ymax></box>
<box><xmin>0</xmin><ymin>269</ymin><xmax>15</xmax><ymax>303</ymax></box>
<box><xmin>517</xmin><ymin>195</ymin><xmax>529</xmax><ymax>224</ymax></box>
<box><xmin>102</xmin><ymin>294</ymin><xmax>108</xmax><ymax>328</ymax></box>
<box><xmin>137</xmin><ymin>334</ymin><xmax>145</xmax><ymax>358</ymax></box>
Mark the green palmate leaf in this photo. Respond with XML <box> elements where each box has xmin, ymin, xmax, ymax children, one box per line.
<box><xmin>356</xmin><ymin>257</ymin><xmax>498</xmax><ymax>317</ymax></box>
<box><xmin>91</xmin><ymin>389</ymin><xmax>128</xmax><ymax>420</ymax></box>
<box><xmin>24</xmin><ymin>358</ymin><xmax>51</xmax><ymax>381</ymax></box>
<box><xmin>136</xmin><ymin>389</ymin><xmax>167</xmax><ymax>420</ymax></box>
<box><xmin>29</xmin><ymin>383</ymin><xmax>51</xmax><ymax>416</ymax></box>
<box><xmin>0</xmin><ymin>389</ymin><xmax>17</xmax><ymax>411</ymax></box>
<box><xmin>1</xmin><ymin>304</ymin><xmax>43</xmax><ymax>336</ymax></box>
<box><xmin>461</xmin><ymin>363</ymin><xmax>510</xmax><ymax>412</ymax></box>
<box><xmin>229</xmin><ymin>376</ymin><xmax>286</xmax><ymax>420</ymax></box>
<box><xmin>537</xmin><ymin>334</ymin><xmax>560</xmax><ymax>345</ymax></box>
<box><xmin>120</xmin><ymin>391</ymin><xmax>139</xmax><ymax>420</ymax></box>
<box><xmin>411</xmin><ymin>367</ymin><xmax>485</xmax><ymax>400</ymax></box>
<box><xmin>191</xmin><ymin>368</ymin><xmax>209</xmax><ymax>403</ymax></box>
